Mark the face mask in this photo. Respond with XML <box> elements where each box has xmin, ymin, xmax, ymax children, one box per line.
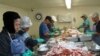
<box><xmin>92</xmin><ymin>21</ymin><xmax>99</xmax><ymax>32</ymax></box>
<box><xmin>92</xmin><ymin>25</ymin><xmax>96</xmax><ymax>32</ymax></box>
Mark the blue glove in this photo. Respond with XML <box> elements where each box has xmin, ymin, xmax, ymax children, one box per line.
<box><xmin>36</xmin><ymin>38</ymin><xmax>44</xmax><ymax>43</ymax></box>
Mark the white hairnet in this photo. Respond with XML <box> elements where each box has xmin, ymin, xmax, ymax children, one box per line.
<box><xmin>21</xmin><ymin>16</ymin><xmax>32</xmax><ymax>28</ymax></box>
<box><xmin>51</xmin><ymin>16</ymin><xmax>57</xmax><ymax>22</ymax></box>
<box><xmin>92</xmin><ymin>12</ymin><xmax>99</xmax><ymax>18</ymax></box>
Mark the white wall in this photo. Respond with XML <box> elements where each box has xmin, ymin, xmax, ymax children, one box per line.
<box><xmin>0</xmin><ymin>4</ymin><xmax>100</xmax><ymax>37</ymax></box>
<box><xmin>27</xmin><ymin>6</ymin><xmax>100</xmax><ymax>37</ymax></box>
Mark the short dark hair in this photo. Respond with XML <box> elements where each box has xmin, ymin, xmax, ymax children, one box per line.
<box><xmin>45</xmin><ymin>16</ymin><xmax>53</xmax><ymax>23</ymax></box>
<box><xmin>81</xmin><ymin>15</ymin><xmax>87</xmax><ymax>18</ymax></box>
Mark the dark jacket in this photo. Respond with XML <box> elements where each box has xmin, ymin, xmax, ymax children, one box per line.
<box><xmin>18</xmin><ymin>30</ymin><xmax>38</xmax><ymax>51</ymax></box>
<box><xmin>92</xmin><ymin>34</ymin><xmax>100</xmax><ymax>46</ymax></box>
<box><xmin>0</xmin><ymin>29</ymin><xmax>12</xmax><ymax>56</ymax></box>
<box><xmin>0</xmin><ymin>11</ymin><xmax>20</xmax><ymax>56</ymax></box>
<box><xmin>96</xmin><ymin>21</ymin><xmax>100</xmax><ymax>33</ymax></box>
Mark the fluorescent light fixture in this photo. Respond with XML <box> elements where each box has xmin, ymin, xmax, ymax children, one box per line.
<box><xmin>65</xmin><ymin>0</ymin><xmax>72</xmax><ymax>9</ymax></box>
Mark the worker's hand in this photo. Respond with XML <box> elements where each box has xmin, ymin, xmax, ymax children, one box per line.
<box><xmin>77</xmin><ymin>27</ymin><xmax>80</xmax><ymax>29</ymax></box>
<box><xmin>49</xmin><ymin>32</ymin><xmax>54</xmax><ymax>38</ymax></box>
<box><xmin>36</xmin><ymin>38</ymin><xmax>44</xmax><ymax>43</ymax></box>
<box><xmin>22</xmin><ymin>49</ymin><xmax>33</xmax><ymax>56</ymax></box>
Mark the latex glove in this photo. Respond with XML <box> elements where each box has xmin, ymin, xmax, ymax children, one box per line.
<box><xmin>36</xmin><ymin>38</ymin><xmax>44</xmax><ymax>43</ymax></box>
<box><xmin>22</xmin><ymin>49</ymin><xmax>33</xmax><ymax>56</ymax></box>
<box><xmin>49</xmin><ymin>32</ymin><xmax>55</xmax><ymax>36</ymax></box>
<box><xmin>32</xmin><ymin>51</ymin><xmax>36</xmax><ymax>56</ymax></box>
<box><xmin>49</xmin><ymin>32</ymin><xmax>56</xmax><ymax>38</ymax></box>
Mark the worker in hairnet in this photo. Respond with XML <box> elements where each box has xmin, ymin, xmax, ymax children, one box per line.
<box><xmin>91</xmin><ymin>13</ymin><xmax>100</xmax><ymax>32</ymax></box>
<box><xmin>77</xmin><ymin>15</ymin><xmax>91</xmax><ymax>34</ymax></box>
<box><xmin>19</xmin><ymin>16</ymin><xmax>33</xmax><ymax>41</ymax></box>
<box><xmin>16</xmin><ymin>16</ymin><xmax>37</xmax><ymax>56</ymax></box>
<box><xmin>18</xmin><ymin>16</ymin><xmax>44</xmax><ymax>56</ymax></box>
<box><xmin>92</xmin><ymin>13</ymin><xmax>100</xmax><ymax>53</ymax></box>
<box><xmin>19</xmin><ymin>16</ymin><xmax>43</xmax><ymax>48</ymax></box>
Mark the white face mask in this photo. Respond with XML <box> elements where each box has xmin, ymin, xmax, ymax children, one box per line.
<box><xmin>92</xmin><ymin>25</ymin><xmax>96</xmax><ymax>32</ymax></box>
<box><xmin>92</xmin><ymin>22</ymin><xmax>99</xmax><ymax>32</ymax></box>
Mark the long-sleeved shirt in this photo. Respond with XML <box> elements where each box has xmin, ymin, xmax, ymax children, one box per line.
<box><xmin>78</xmin><ymin>18</ymin><xmax>91</xmax><ymax>34</ymax></box>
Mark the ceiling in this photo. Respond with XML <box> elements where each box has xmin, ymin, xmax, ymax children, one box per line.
<box><xmin>0</xmin><ymin>0</ymin><xmax>100</xmax><ymax>10</ymax></box>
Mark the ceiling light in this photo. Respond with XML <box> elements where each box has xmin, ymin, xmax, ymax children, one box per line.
<box><xmin>65</xmin><ymin>0</ymin><xmax>72</xmax><ymax>9</ymax></box>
